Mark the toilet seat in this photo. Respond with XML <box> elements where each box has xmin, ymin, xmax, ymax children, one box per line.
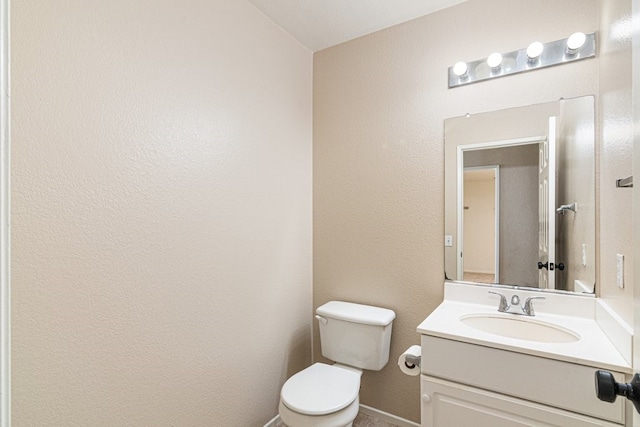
<box><xmin>279</xmin><ymin>395</ymin><xmax>359</xmax><ymax>427</ymax></box>
<box><xmin>280</xmin><ymin>363</ymin><xmax>361</xmax><ymax>415</ymax></box>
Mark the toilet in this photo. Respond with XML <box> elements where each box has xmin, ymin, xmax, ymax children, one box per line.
<box><xmin>279</xmin><ymin>301</ymin><xmax>396</xmax><ymax>427</ymax></box>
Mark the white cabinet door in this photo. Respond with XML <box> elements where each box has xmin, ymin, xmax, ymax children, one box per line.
<box><xmin>422</xmin><ymin>376</ymin><xmax>621</xmax><ymax>427</ymax></box>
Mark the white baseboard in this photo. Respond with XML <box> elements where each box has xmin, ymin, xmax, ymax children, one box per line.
<box><xmin>359</xmin><ymin>405</ymin><xmax>420</xmax><ymax>427</ymax></box>
<box><xmin>263</xmin><ymin>413</ymin><xmax>280</xmax><ymax>427</ymax></box>
<box><xmin>264</xmin><ymin>405</ymin><xmax>420</xmax><ymax>427</ymax></box>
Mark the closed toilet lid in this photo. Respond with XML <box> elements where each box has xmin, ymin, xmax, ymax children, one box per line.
<box><xmin>281</xmin><ymin>363</ymin><xmax>360</xmax><ymax>416</ymax></box>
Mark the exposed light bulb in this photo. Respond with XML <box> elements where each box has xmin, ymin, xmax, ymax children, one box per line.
<box><xmin>453</xmin><ymin>61</ymin><xmax>468</xmax><ymax>77</ymax></box>
<box><xmin>566</xmin><ymin>32</ymin><xmax>586</xmax><ymax>54</ymax></box>
<box><xmin>487</xmin><ymin>52</ymin><xmax>502</xmax><ymax>69</ymax></box>
<box><xmin>527</xmin><ymin>41</ymin><xmax>544</xmax><ymax>61</ymax></box>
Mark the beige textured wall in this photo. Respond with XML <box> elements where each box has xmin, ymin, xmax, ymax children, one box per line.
<box><xmin>598</xmin><ymin>0</ymin><xmax>634</xmax><ymax>323</ymax></box>
<box><xmin>314</xmin><ymin>0</ymin><xmax>599</xmax><ymax>422</ymax></box>
<box><xmin>11</xmin><ymin>1</ymin><xmax>312</xmax><ymax>425</ymax></box>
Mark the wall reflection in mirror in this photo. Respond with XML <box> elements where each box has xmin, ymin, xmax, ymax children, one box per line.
<box><xmin>444</xmin><ymin>96</ymin><xmax>595</xmax><ymax>294</ymax></box>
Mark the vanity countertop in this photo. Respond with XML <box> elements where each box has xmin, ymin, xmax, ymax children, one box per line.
<box><xmin>417</xmin><ymin>282</ymin><xmax>632</xmax><ymax>373</ymax></box>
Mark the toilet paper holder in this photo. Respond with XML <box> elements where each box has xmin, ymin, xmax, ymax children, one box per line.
<box><xmin>404</xmin><ymin>354</ymin><xmax>421</xmax><ymax>369</ymax></box>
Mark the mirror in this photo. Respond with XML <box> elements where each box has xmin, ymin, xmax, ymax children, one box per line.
<box><xmin>444</xmin><ymin>96</ymin><xmax>595</xmax><ymax>294</ymax></box>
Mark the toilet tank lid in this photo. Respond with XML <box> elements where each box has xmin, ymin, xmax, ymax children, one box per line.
<box><xmin>316</xmin><ymin>301</ymin><xmax>396</xmax><ymax>326</ymax></box>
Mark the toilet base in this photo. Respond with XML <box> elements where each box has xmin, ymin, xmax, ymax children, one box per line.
<box><xmin>278</xmin><ymin>395</ymin><xmax>359</xmax><ymax>427</ymax></box>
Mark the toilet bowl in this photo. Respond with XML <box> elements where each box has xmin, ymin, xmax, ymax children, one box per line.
<box><xmin>279</xmin><ymin>363</ymin><xmax>361</xmax><ymax>427</ymax></box>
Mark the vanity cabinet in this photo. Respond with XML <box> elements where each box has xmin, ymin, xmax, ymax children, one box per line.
<box><xmin>421</xmin><ymin>335</ymin><xmax>626</xmax><ymax>426</ymax></box>
<box><xmin>421</xmin><ymin>376</ymin><xmax>621</xmax><ymax>427</ymax></box>
<box><xmin>417</xmin><ymin>282</ymin><xmax>634</xmax><ymax>427</ymax></box>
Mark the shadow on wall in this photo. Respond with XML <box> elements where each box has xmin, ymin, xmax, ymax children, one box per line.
<box><xmin>282</xmin><ymin>325</ymin><xmax>312</xmax><ymax>386</ymax></box>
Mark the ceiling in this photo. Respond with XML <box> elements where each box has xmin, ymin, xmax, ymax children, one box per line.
<box><xmin>248</xmin><ymin>0</ymin><xmax>467</xmax><ymax>52</ymax></box>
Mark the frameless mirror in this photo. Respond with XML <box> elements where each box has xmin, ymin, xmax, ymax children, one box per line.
<box><xmin>444</xmin><ymin>96</ymin><xmax>595</xmax><ymax>294</ymax></box>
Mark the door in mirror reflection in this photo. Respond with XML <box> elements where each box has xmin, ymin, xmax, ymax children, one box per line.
<box><xmin>462</xmin><ymin>166</ymin><xmax>498</xmax><ymax>284</ymax></box>
<box><xmin>538</xmin><ymin>118</ymin><xmax>556</xmax><ymax>289</ymax></box>
<box><xmin>461</xmin><ymin>141</ymin><xmax>540</xmax><ymax>288</ymax></box>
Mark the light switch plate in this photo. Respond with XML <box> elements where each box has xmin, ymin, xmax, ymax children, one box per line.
<box><xmin>444</xmin><ymin>235</ymin><xmax>453</xmax><ymax>247</ymax></box>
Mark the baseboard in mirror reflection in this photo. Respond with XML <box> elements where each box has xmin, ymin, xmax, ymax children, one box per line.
<box><xmin>574</xmin><ymin>280</ymin><xmax>594</xmax><ymax>293</ymax></box>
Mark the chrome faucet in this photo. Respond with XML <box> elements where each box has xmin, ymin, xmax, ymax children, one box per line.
<box><xmin>523</xmin><ymin>296</ymin><xmax>545</xmax><ymax>316</ymax></box>
<box><xmin>488</xmin><ymin>291</ymin><xmax>509</xmax><ymax>312</ymax></box>
<box><xmin>488</xmin><ymin>291</ymin><xmax>545</xmax><ymax>316</ymax></box>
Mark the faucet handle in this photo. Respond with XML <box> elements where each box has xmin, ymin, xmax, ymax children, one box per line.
<box><xmin>488</xmin><ymin>291</ymin><xmax>509</xmax><ymax>312</ymax></box>
<box><xmin>523</xmin><ymin>296</ymin><xmax>546</xmax><ymax>316</ymax></box>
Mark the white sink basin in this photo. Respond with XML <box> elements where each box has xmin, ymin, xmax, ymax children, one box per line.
<box><xmin>460</xmin><ymin>314</ymin><xmax>581</xmax><ymax>343</ymax></box>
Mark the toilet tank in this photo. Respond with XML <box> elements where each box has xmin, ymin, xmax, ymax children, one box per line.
<box><xmin>316</xmin><ymin>301</ymin><xmax>396</xmax><ymax>371</ymax></box>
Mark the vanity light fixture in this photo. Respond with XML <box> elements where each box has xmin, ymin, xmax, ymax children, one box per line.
<box><xmin>526</xmin><ymin>41</ymin><xmax>544</xmax><ymax>62</ymax></box>
<box><xmin>448</xmin><ymin>32</ymin><xmax>596</xmax><ymax>88</ymax></box>
<box><xmin>566</xmin><ymin>31</ymin><xmax>587</xmax><ymax>54</ymax></box>
<box><xmin>487</xmin><ymin>52</ymin><xmax>503</xmax><ymax>70</ymax></box>
<box><xmin>452</xmin><ymin>61</ymin><xmax>468</xmax><ymax>77</ymax></box>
